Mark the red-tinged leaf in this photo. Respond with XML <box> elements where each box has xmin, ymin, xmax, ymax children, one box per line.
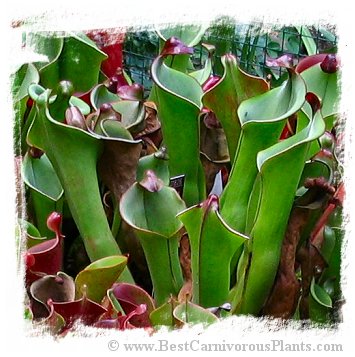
<box><xmin>134</xmin><ymin>102</ymin><xmax>161</xmax><ymax>140</ymax></box>
<box><xmin>26</xmin><ymin>212</ymin><xmax>65</xmax><ymax>286</ymax></box>
<box><xmin>93</xmin><ymin>316</ymin><xmax>125</xmax><ymax>329</ymax></box>
<box><xmin>97</xmin><ymin>138</ymin><xmax>142</xmax><ymax>205</ymax></box>
<box><xmin>120</xmin><ymin>304</ymin><xmax>147</xmax><ymax>329</ymax></box>
<box><xmin>117</xmin><ymin>84</ymin><xmax>144</xmax><ymax>101</ymax></box>
<box><xmin>200</xmin><ymin>112</ymin><xmax>229</xmax><ymax>166</ymax></box>
<box><xmin>65</xmin><ymin>106</ymin><xmax>88</xmax><ymax>131</ymax></box>
<box><xmin>296</xmin><ymin>54</ymin><xmax>338</xmax><ymax>73</ymax></box>
<box><xmin>139</xmin><ymin>170</ymin><xmax>164</xmax><ymax>192</ymax></box>
<box><xmin>202</xmin><ymin>75</ymin><xmax>221</xmax><ymax>92</ymax></box>
<box><xmin>198</xmin><ymin>193</ymin><xmax>219</xmax><ymax>211</ymax></box>
<box><xmin>94</xmin><ymin>304</ymin><xmax>147</xmax><ymax>330</ymax></box>
<box><xmin>101</xmin><ymin>43</ymin><xmax>124</xmax><ymax>78</ymax></box>
<box><xmin>25</xmin><ymin>252</ymin><xmax>36</xmax><ymax>268</ymax></box>
<box><xmin>86</xmin><ymin>29</ymin><xmax>126</xmax><ymax>78</ymax></box>
<box><xmin>280</xmin><ymin>123</ymin><xmax>292</xmax><ymax>140</ymax></box>
<box><xmin>315</xmin><ymin>148</ymin><xmax>335</xmax><ymax>160</ymax></box>
<box><xmin>306</xmin><ymin>92</ymin><xmax>322</xmax><ymax>115</ymax></box>
<box><xmin>25</xmin><ymin>270</ymin><xmax>45</xmax><ymax>290</ymax></box>
<box><xmin>29</xmin><ymin>272</ymin><xmax>75</xmax><ymax>319</ymax></box>
<box><xmin>46</xmin><ymin>211</ymin><xmax>63</xmax><ymax>237</ymax></box>
<box><xmin>110</xmin><ymin>283</ymin><xmax>155</xmax><ymax>327</ymax></box>
<box><xmin>27</xmin><ymin>237</ymin><xmax>60</xmax><ymax>256</ymax></box>
<box><xmin>86</xmin><ymin>105</ymin><xmax>121</xmax><ymax>134</ymax></box>
<box><xmin>262</xmin><ymin>206</ymin><xmax>309</xmax><ymax>318</ymax></box>
<box><xmin>310</xmin><ymin>183</ymin><xmax>345</xmax><ymax>244</ymax></box>
<box><xmin>203</xmin><ymin>111</ymin><xmax>222</xmax><ymax>129</ymax></box>
<box><xmin>74</xmin><ymin>89</ymin><xmax>92</xmax><ymax>106</ymax></box>
<box><xmin>26</xmin><ymin>237</ymin><xmax>63</xmax><ymax>286</ymax></box>
<box><xmin>52</xmin><ymin>290</ymin><xmax>107</xmax><ymax>328</ymax></box>
<box><xmin>99</xmin><ymin>102</ymin><xmax>121</xmax><ymax>119</ymax></box>
<box><xmin>279</xmin><ymin>114</ymin><xmax>297</xmax><ymax>140</ymax></box>
<box><xmin>29</xmin><ymin>146</ymin><xmax>44</xmax><ymax>159</ymax></box>
<box><xmin>160</xmin><ymin>37</ymin><xmax>194</xmax><ymax>57</ymax></box>
<box><xmin>320</xmin><ymin>54</ymin><xmax>339</xmax><ymax>74</ymax></box>
<box><xmin>266</xmin><ymin>54</ymin><xmax>294</xmax><ymax>68</ymax></box>
<box><xmin>33</xmin><ymin>299</ymin><xmax>66</xmax><ymax>335</ymax></box>
<box><xmin>107</xmin><ymin>72</ymin><xmax>129</xmax><ymax>93</ymax></box>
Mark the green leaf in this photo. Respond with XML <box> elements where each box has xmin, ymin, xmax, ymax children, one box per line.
<box><xmin>75</xmin><ymin>255</ymin><xmax>128</xmax><ymax>303</ymax></box>
<box><xmin>101</xmin><ymin>120</ymin><xmax>134</xmax><ymax>140</ymax></box>
<box><xmin>69</xmin><ymin>96</ymin><xmax>90</xmax><ymax>115</ymax></box>
<box><xmin>120</xmin><ymin>171</ymin><xmax>186</xmax><ymax>305</ymax></box>
<box><xmin>190</xmin><ymin>58</ymin><xmax>212</xmax><ymax>85</ymax></box>
<box><xmin>111</xmin><ymin>100</ymin><xmax>146</xmax><ymax>134</ymax></box>
<box><xmin>204</xmin><ymin>17</ymin><xmax>236</xmax><ymax>75</ymax></box>
<box><xmin>18</xmin><ymin>219</ymin><xmax>48</xmax><ymax>249</ymax></box>
<box><xmin>27</xmin><ymin>32</ymin><xmax>107</xmax><ymax>93</ymax></box>
<box><xmin>220</xmin><ymin>68</ymin><xmax>306</xmax><ymax>233</ymax></box>
<box><xmin>308</xmin><ymin>294</ymin><xmax>332</xmax><ymax>324</ymax></box>
<box><xmin>202</xmin><ymin>54</ymin><xmax>269</xmax><ymax>162</ymax></box>
<box><xmin>286</xmin><ymin>35</ymin><xmax>300</xmax><ymax>54</ymax></box>
<box><xmin>321</xmin><ymin>226</ymin><xmax>336</xmax><ymax>264</ymax></box>
<box><xmin>322</xmin><ymin>278</ymin><xmax>335</xmax><ymax>298</ymax></box>
<box><xmin>173</xmin><ymin>301</ymin><xmax>218</xmax><ymax>326</ymax></box>
<box><xmin>244</xmin><ymin>174</ymin><xmax>262</xmax><ymax>234</ymax></box>
<box><xmin>178</xmin><ymin>195</ymin><xmax>248</xmax><ymax>308</ymax></box>
<box><xmin>48</xmin><ymin>81</ymin><xmax>74</xmax><ymax>121</ymax></box>
<box><xmin>19</xmin><ymin>218</ymin><xmax>41</xmax><ymax>238</ymax></box>
<box><xmin>190</xmin><ymin>45</ymin><xmax>214</xmax><ymax>85</ymax></box>
<box><xmin>267</xmin><ymin>42</ymin><xmax>281</xmax><ymax>57</ymax></box>
<box><xmin>90</xmin><ymin>84</ymin><xmax>120</xmax><ymax>110</ymax></box>
<box><xmin>24</xmin><ymin>305</ymin><xmax>34</xmax><ymax>321</ymax></box>
<box><xmin>310</xmin><ymin>278</ymin><xmax>332</xmax><ymax>308</ymax></box>
<box><xmin>296</xmin><ymin>108</ymin><xmax>325</xmax><ymax>160</ymax></box>
<box><xmin>25</xmin><ymin>32</ymin><xmax>63</xmax><ymax>71</ymax></box>
<box><xmin>236</xmin><ymin>103</ymin><xmax>325</xmax><ymax>315</ymax></box>
<box><xmin>149</xmin><ymin>299</ymin><xmax>177</xmax><ymax>327</ymax></box>
<box><xmin>22</xmin><ymin>152</ymin><xmax>63</xmax><ymax>201</ymax></box>
<box><xmin>12</xmin><ymin>63</ymin><xmax>40</xmax><ymax>103</ymax></box>
<box><xmin>297</xmin><ymin>27</ymin><xmax>317</xmax><ymax>55</ymax></box>
<box><xmin>107</xmin><ymin>289</ymin><xmax>125</xmax><ymax>315</ymax></box>
<box><xmin>156</xmin><ymin>25</ymin><xmax>206</xmax><ymax>74</ymax></box>
<box><xmin>319</xmin><ymin>206</ymin><xmax>344</xmax><ymax>301</ymax></box>
<box><xmin>136</xmin><ymin>150</ymin><xmax>170</xmax><ymax>185</ymax></box>
<box><xmin>12</xmin><ymin>63</ymin><xmax>40</xmax><ymax>155</ymax></box>
<box><xmin>149</xmin><ymin>24</ymin><xmax>206</xmax><ymax>105</ymax></box>
<box><xmin>29</xmin><ymin>189</ymin><xmax>64</xmax><ymax>239</ymax></box>
<box><xmin>156</xmin><ymin>24</ymin><xmax>208</xmax><ymax>47</ymax></box>
<box><xmin>300</xmin><ymin>63</ymin><xmax>340</xmax><ymax>127</ymax></box>
<box><xmin>120</xmin><ymin>178</ymin><xmax>185</xmax><ymax>237</ymax></box>
<box><xmin>151</xmin><ymin>53</ymin><xmax>205</xmax><ymax>206</ymax></box>
<box><xmin>26</xmin><ymin>84</ymin><xmax>132</xmax><ymax>283</ymax></box>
